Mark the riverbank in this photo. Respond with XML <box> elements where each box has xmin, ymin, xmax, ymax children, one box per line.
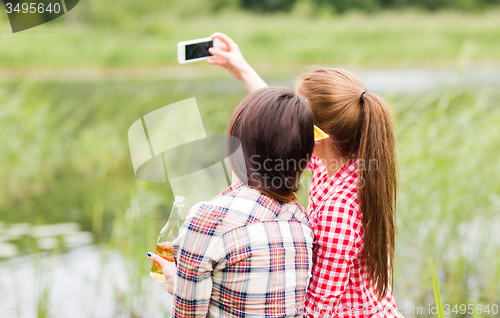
<box><xmin>0</xmin><ymin>9</ymin><xmax>499</xmax><ymax>69</ymax></box>
<box><xmin>1</xmin><ymin>67</ymin><xmax>499</xmax><ymax>96</ymax></box>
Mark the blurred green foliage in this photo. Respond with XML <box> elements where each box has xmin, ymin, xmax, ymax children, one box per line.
<box><xmin>0</xmin><ymin>79</ymin><xmax>244</xmax><ymax>230</ymax></box>
<box><xmin>86</xmin><ymin>0</ymin><xmax>500</xmax><ymax>15</ymax></box>
<box><xmin>255</xmin><ymin>0</ymin><xmax>500</xmax><ymax>13</ymax></box>
<box><xmin>395</xmin><ymin>85</ymin><xmax>500</xmax><ymax>310</ymax></box>
<box><xmin>91</xmin><ymin>0</ymin><xmax>500</xmax><ymax>13</ymax></box>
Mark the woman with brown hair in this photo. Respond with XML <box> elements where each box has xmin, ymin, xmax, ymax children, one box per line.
<box><xmin>207</xmin><ymin>33</ymin><xmax>402</xmax><ymax>317</ymax></box>
<box><xmin>149</xmin><ymin>87</ymin><xmax>316</xmax><ymax>317</ymax></box>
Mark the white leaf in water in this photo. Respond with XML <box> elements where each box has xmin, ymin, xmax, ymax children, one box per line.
<box><xmin>37</xmin><ymin>237</ymin><xmax>59</xmax><ymax>250</ymax></box>
<box><xmin>32</xmin><ymin>222</ymin><xmax>81</xmax><ymax>238</ymax></box>
<box><xmin>64</xmin><ymin>232</ymin><xmax>93</xmax><ymax>248</ymax></box>
<box><xmin>0</xmin><ymin>242</ymin><xmax>18</xmax><ymax>258</ymax></box>
<box><xmin>1</xmin><ymin>223</ymin><xmax>31</xmax><ymax>240</ymax></box>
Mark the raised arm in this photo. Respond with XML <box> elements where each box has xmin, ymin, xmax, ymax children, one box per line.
<box><xmin>207</xmin><ymin>32</ymin><xmax>268</xmax><ymax>93</ymax></box>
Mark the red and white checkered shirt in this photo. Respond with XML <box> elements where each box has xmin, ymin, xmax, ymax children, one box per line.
<box><xmin>304</xmin><ymin>155</ymin><xmax>402</xmax><ymax>318</ymax></box>
<box><xmin>172</xmin><ymin>181</ymin><xmax>314</xmax><ymax>318</ymax></box>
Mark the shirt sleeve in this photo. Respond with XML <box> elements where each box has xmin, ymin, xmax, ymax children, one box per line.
<box><xmin>306</xmin><ymin>199</ymin><xmax>362</xmax><ymax>317</ymax></box>
<box><xmin>172</xmin><ymin>203</ymin><xmax>224</xmax><ymax>318</ymax></box>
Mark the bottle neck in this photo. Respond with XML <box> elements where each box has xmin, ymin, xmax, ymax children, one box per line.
<box><xmin>157</xmin><ymin>198</ymin><xmax>185</xmax><ymax>243</ymax></box>
<box><xmin>169</xmin><ymin>204</ymin><xmax>182</xmax><ymax>222</ymax></box>
<box><xmin>172</xmin><ymin>196</ymin><xmax>185</xmax><ymax>220</ymax></box>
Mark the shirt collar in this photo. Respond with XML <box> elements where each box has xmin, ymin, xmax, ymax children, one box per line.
<box><xmin>219</xmin><ymin>180</ymin><xmax>244</xmax><ymax>197</ymax></box>
<box><xmin>323</xmin><ymin>158</ymin><xmax>358</xmax><ymax>192</ymax></box>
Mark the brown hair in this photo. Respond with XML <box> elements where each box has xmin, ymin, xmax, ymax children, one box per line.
<box><xmin>227</xmin><ymin>87</ymin><xmax>314</xmax><ymax>203</ymax></box>
<box><xmin>295</xmin><ymin>68</ymin><xmax>397</xmax><ymax>299</ymax></box>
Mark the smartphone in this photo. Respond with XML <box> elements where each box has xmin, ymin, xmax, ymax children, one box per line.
<box><xmin>177</xmin><ymin>37</ymin><xmax>221</xmax><ymax>64</ymax></box>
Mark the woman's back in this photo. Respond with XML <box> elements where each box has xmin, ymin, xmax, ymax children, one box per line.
<box><xmin>305</xmin><ymin>156</ymin><xmax>401</xmax><ymax>317</ymax></box>
<box><xmin>172</xmin><ymin>181</ymin><xmax>313</xmax><ymax>318</ymax></box>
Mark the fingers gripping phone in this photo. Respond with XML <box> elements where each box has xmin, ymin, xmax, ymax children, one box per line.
<box><xmin>177</xmin><ymin>37</ymin><xmax>221</xmax><ymax>64</ymax></box>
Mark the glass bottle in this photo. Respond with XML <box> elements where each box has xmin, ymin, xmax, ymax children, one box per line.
<box><xmin>150</xmin><ymin>195</ymin><xmax>185</xmax><ymax>281</ymax></box>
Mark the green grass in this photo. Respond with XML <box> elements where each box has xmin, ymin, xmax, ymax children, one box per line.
<box><xmin>395</xmin><ymin>85</ymin><xmax>500</xmax><ymax>314</ymax></box>
<box><xmin>431</xmin><ymin>259</ymin><xmax>445</xmax><ymax>318</ymax></box>
<box><xmin>0</xmin><ymin>5</ymin><xmax>500</xmax><ymax>70</ymax></box>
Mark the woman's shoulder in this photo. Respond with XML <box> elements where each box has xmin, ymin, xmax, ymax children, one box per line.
<box><xmin>184</xmin><ymin>183</ymin><xmax>275</xmax><ymax>233</ymax></box>
<box><xmin>185</xmin><ymin>181</ymin><xmax>249</xmax><ymax>216</ymax></box>
<box><xmin>184</xmin><ymin>200</ymin><xmax>222</xmax><ymax>229</ymax></box>
<box><xmin>185</xmin><ymin>182</ymin><xmax>311</xmax><ymax>235</ymax></box>
<box><xmin>279</xmin><ymin>200</ymin><xmax>309</xmax><ymax>224</ymax></box>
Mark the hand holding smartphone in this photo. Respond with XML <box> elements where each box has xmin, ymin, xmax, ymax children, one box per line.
<box><xmin>177</xmin><ymin>37</ymin><xmax>221</xmax><ymax>64</ymax></box>
<box><xmin>178</xmin><ymin>33</ymin><xmax>268</xmax><ymax>93</ymax></box>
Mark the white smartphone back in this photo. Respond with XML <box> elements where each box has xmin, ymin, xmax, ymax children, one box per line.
<box><xmin>177</xmin><ymin>37</ymin><xmax>221</xmax><ymax>64</ymax></box>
